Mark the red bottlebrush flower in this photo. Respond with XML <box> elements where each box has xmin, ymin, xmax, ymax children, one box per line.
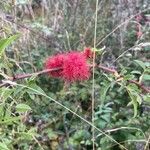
<box><xmin>83</xmin><ymin>47</ymin><xmax>93</xmax><ymax>59</ymax></box>
<box><xmin>45</xmin><ymin>48</ymin><xmax>92</xmax><ymax>82</ymax></box>
<box><xmin>63</xmin><ymin>52</ymin><xmax>90</xmax><ymax>82</ymax></box>
<box><xmin>45</xmin><ymin>54</ymin><xmax>64</xmax><ymax>78</ymax></box>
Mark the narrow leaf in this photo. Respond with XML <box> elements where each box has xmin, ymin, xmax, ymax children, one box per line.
<box><xmin>127</xmin><ymin>88</ymin><xmax>138</xmax><ymax>117</ymax></box>
<box><xmin>142</xmin><ymin>74</ymin><xmax>150</xmax><ymax>81</ymax></box>
<box><xmin>134</xmin><ymin>60</ymin><xmax>145</xmax><ymax>70</ymax></box>
<box><xmin>16</xmin><ymin>103</ymin><xmax>32</xmax><ymax>113</ymax></box>
<box><xmin>0</xmin><ymin>142</ymin><xmax>9</xmax><ymax>150</ymax></box>
<box><xmin>0</xmin><ymin>35</ymin><xmax>19</xmax><ymax>57</ymax></box>
<box><xmin>100</xmin><ymin>82</ymin><xmax>111</xmax><ymax>104</ymax></box>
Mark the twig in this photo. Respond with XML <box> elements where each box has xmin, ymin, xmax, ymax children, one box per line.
<box><xmin>144</xmin><ymin>134</ymin><xmax>150</xmax><ymax>150</ymax></box>
<box><xmin>98</xmin><ymin>65</ymin><xmax>116</xmax><ymax>74</ymax></box>
<box><xmin>128</xmin><ymin>80</ymin><xmax>150</xmax><ymax>93</ymax></box>
<box><xmin>0</xmin><ymin>66</ymin><xmax>149</xmax><ymax>93</ymax></box>
<box><xmin>0</xmin><ymin>68</ymin><xmax>61</xmax><ymax>88</ymax></box>
<box><xmin>96</xmin><ymin>126</ymin><xmax>146</xmax><ymax>139</ymax></box>
<box><xmin>98</xmin><ymin>65</ymin><xmax>150</xmax><ymax>93</ymax></box>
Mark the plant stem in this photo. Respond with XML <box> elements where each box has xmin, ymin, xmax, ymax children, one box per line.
<box><xmin>0</xmin><ymin>66</ymin><xmax>149</xmax><ymax>93</ymax></box>
<box><xmin>92</xmin><ymin>0</ymin><xmax>98</xmax><ymax>149</ymax></box>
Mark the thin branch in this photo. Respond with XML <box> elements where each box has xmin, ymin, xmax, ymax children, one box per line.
<box><xmin>0</xmin><ymin>68</ymin><xmax>61</xmax><ymax>88</ymax></box>
<box><xmin>98</xmin><ymin>65</ymin><xmax>150</xmax><ymax>93</ymax></box>
<box><xmin>0</xmin><ymin>66</ymin><xmax>149</xmax><ymax>93</ymax></box>
<box><xmin>128</xmin><ymin>80</ymin><xmax>150</xmax><ymax>93</ymax></box>
<box><xmin>96</xmin><ymin>126</ymin><xmax>146</xmax><ymax>139</ymax></box>
<box><xmin>11</xmin><ymin>68</ymin><xmax>61</xmax><ymax>80</ymax></box>
<box><xmin>98</xmin><ymin>65</ymin><xmax>116</xmax><ymax>74</ymax></box>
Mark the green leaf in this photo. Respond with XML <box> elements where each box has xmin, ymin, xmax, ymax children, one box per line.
<box><xmin>28</xmin><ymin>127</ymin><xmax>38</xmax><ymax>135</ymax></box>
<box><xmin>142</xmin><ymin>74</ymin><xmax>150</xmax><ymax>81</ymax></box>
<box><xmin>131</xmin><ymin>71</ymin><xmax>141</xmax><ymax>75</ymax></box>
<box><xmin>134</xmin><ymin>60</ymin><xmax>145</xmax><ymax>70</ymax></box>
<box><xmin>96</xmin><ymin>120</ymin><xmax>106</xmax><ymax>129</ymax></box>
<box><xmin>0</xmin><ymin>142</ymin><xmax>9</xmax><ymax>150</ymax></box>
<box><xmin>0</xmin><ymin>117</ymin><xmax>20</xmax><ymax>125</ymax></box>
<box><xmin>103</xmin><ymin>108</ymin><xmax>112</xmax><ymax>113</ymax></box>
<box><xmin>136</xmin><ymin>94</ymin><xmax>142</xmax><ymax>105</ymax></box>
<box><xmin>0</xmin><ymin>88</ymin><xmax>14</xmax><ymax>101</ymax></box>
<box><xmin>145</xmin><ymin>62</ymin><xmax>150</xmax><ymax>67</ymax></box>
<box><xmin>127</xmin><ymin>88</ymin><xmax>139</xmax><ymax>117</ymax></box>
<box><xmin>91</xmin><ymin>47</ymin><xmax>104</xmax><ymax>55</ymax></box>
<box><xmin>19</xmin><ymin>128</ymin><xmax>39</xmax><ymax>141</ymax></box>
<box><xmin>0</xmin><ymin>35</ymin><xmax>19</xmax><ymax>57</ymax></box>
<box><xmin>27</xmin><ymin>82</ymin><xmax>45</xmax><ymax>95</ymax></box>
<box><xmin>16</xmin><ymin>0</ymin><xmax>29</xmax><ymax>5</ymax></box>
<box><xmin>73</xmin><ymin>130</ymin><xmax>90</xmax><ymax>141</ymax></box>
<box><xmin>16</xmin><ymin>103</ymin><xmax>32</xmax><ymax>113</ymax></box>
<box><xmin>101</xmin><ymin>114</ymin><xmax>110</xmax><ymax>122</ymax></box>
<box><xmin>143</xmin><ymin>94</ymin><xmax>150</xmax><ymax>102</ymax></box>
<box><xmin>100</xmin><ymin>82</ymin><xmax>111</xmax><ymax>104</ymax></box>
